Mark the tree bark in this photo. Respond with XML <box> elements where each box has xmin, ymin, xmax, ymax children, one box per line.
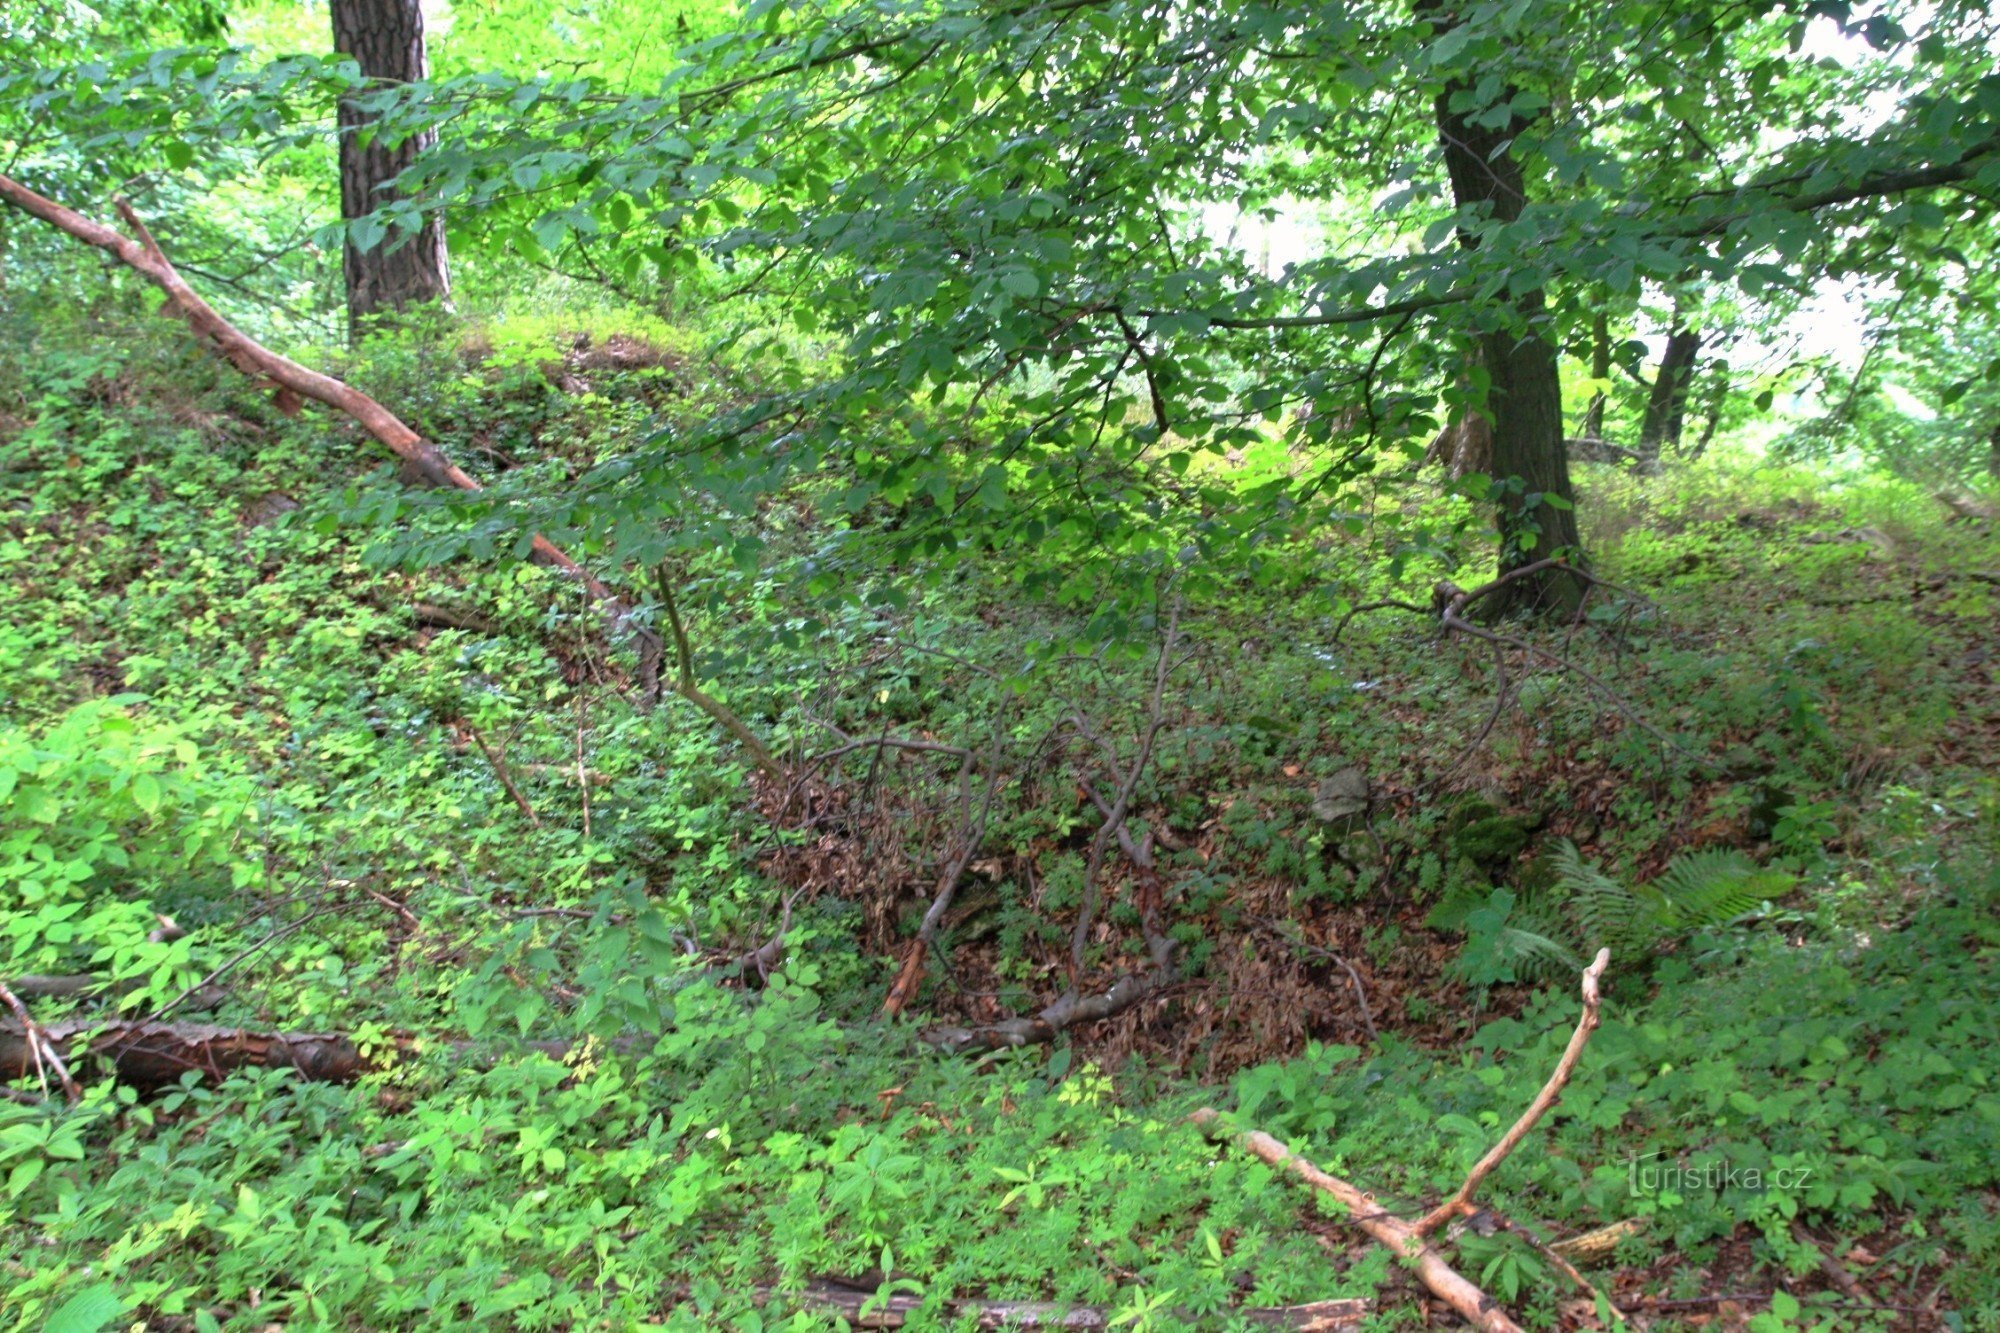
<box><xmin>333</xmin><ymin>0</ymin><xmax>450</xmax><ymax>338</ymax></box>
<box><xmin>1434</xmin><ymin>75</ymin><xmax>1584</xmax><ymax>615</ymax></box>
<box><xmin>1639</xmin><ymin>325</ymin><xmax>1704</xmax><ymax>458</ymax></box>
<box><xmin>0</xmin><ymin>1015</ymin><xmax>633</xmax><ymax>1091</ymax></box>
<box><xmin>1688</xmin><ymin>361</ymin><xmax>1729</xmax><ymax>461</ymax></box>
<box><xmin>1583</xmin><ymin>308</ymin><xmax>1610</xmax><ymax>439</ymax></box>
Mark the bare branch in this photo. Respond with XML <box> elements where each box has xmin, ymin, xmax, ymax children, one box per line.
<box><xmin>1413</xmin><ymin>949</ymin><xmax>1611</xmax><ymax>1237</ymax></box>
<box><xmin>1191</xmin><ymin>1110</ymin><xmax>1526</xmax><ymax>1333</ymax></box>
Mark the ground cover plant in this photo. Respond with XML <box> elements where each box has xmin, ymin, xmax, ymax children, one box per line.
<box><xmin>4</xmin><ymin>1</ymin><xmax>2000</xmax><ymax>1329</ymax></box>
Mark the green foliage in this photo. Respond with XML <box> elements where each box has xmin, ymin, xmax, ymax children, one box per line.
<box><xmin>1435</xmin><ymin>843</ymin><xmax>1793</xmax><ymax>987</ymax></box>
<box><xmin>1559</xmin><ymin>842</ymin><xmax>1790</xmax><ymax>955</ymax></box>
<box><xmin>0</xmin><ymin>698</ymin><xmax>255</xmax><ymax>1005</ymax></box>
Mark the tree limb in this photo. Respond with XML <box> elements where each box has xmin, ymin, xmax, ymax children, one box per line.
<box><xmin>1191</xmin><ymin>1110</ymin><xmax>1525</xmax><ymax>1333</ymax></box>
<box><xmin>1412</xmin><ymin>948</ymin><xmax>1611</xmax><ymax>1237</ymax></box>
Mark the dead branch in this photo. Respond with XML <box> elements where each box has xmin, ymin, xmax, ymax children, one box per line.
<box><xmin>735</xmin><ymin>890</ymin><xmax>801</xmax><ymax>990</ymax></box>
<box><xmin>1244</xmin><ymin>917</ymin><xmax>1379</xmax><ymax>1045</ymax></box>
<box><xmin>466</xmin><ymin>724</ymin><xmax>543</xmax><ymax>827</ymax></box>
<box><xmin>412</xmin><ymin>602</ymin><xmax>502</xmax><ymax>634</ymax></box>
<box><xmin>1935</xmin><ymin>489</ymin><xmax>1998</xmax><ymax>522</ymax></box>
<box><xmin>1070</xmin><ymin>595</ymin><xmax>1183</xmax><ymax>978</ymax></box>
<box><xmin>0</xmin><ymin>1015</ymin><xmax>639</xmax><ymax>1091</ymax></box>
<box><xmin>1191</xmin><ymin>1109</ymin><xmax>1525</xmax><ymax>1333</ymax></box>
<box><xmin>0</xmin><ymin>176</ymin><xmax>618</xmax><ymax>600</ymax></box>
<box><xmin>651</xmin><ymin>567</ymin><xmax>784</xmax><ymax>780</ymax></box>
<box><xmin>882</xmin><ymin>721</ymin><xmax>1008</xmax><ymax>1018</ymax></box>
<box><xmin>1482</xmin><ymin>1210</ymin><xmax>1623</xmax><ymax>1321</ymax></box>
<box><xmin>922</xmin><ymin>968</ymin><xmax>1170</xmax><ymax>1055</ymax></box>
<box><xmin>1413</xmin><ymin>948</ymin><xmax>1610</xmax><ymax>1237</ymax></box>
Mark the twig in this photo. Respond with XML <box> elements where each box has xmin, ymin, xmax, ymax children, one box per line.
<box><xmin>367</xmin><ymin>889</ymin><xmax>423</xmax><ymax>932</ymax></box>
<box><xmin>1413</xmin><ymin>949</ymin><xmax>1611</xmax><ymax>1237</ymax></box>
<box><xmin>1070</xmin><ymin>594</ymin><xmax>1183</xmax><ymax>978</ymax></box>
<box><xmin>575</xmin><ymin>679</ymin><xmax>593</xmax><ymax>841</ymax></box>
<box><xmin>882</xmin><ymin>716</ymin><xmax>1010</xmax><ymax>1017</ymax></box>
<box><xmin>1485</xmin><ymin>1210</ymin><xmax>1624</xmax><ymax>1323</ymax></box>
<box><xmin>157</xmin><ymin>907</ymin><xmax>339</xmax><ymax>1020</ymax></box>
<box><xmin>466</xmin><ymin>724</ymin><xmax>542</xmax><ymax>827</ymax></box>
<box><xmin>652</xmin><ymin>566</ymin><xmax>785</xmax><ymax>779</ymax></box>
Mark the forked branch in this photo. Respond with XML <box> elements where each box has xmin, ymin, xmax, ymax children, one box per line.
<box><xmin>1413</xmin><ymin>948</ymin><xmax>1611</xmax><ymax>1236</ymax></box>
<box><xmin>1191</xmin><ymin>1110</ymin><xmax>1525</xmax><ymax>1333</ymax></box>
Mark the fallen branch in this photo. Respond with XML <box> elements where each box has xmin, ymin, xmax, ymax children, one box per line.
<box><xmin>1191</xmin><ymin>1109</ymin><xmax>1524</xmax><ymax>1333</ymax></box>
<box><xmin>0</xmin><ymin>177</ymin><xmax>726</xmax><ymax>758</ymax></box>
<box><xmin>412</xmin><ymin>602</ymin><xmax>502</xmax><ymax>634</ymax></box>
<box><xmin>0</xmin><ymin>1015</ymin><xmax>633</xmax><ymax>1091</ymax></box>
<box><xmin>466</xmin><ymin>724</ymin><xmax>543</xmax><ymax>827</ymax></box>
<box><xmin>1244</xmin><ymin>917</ymin><xmax>1379</xmax><ymax>1045</ymax></box>
<box><xmin>923</xmin><ymin>968</ymin><xmax>1168</xmax><ymax>1055</ymax></box>
<box><xmin>1068</xmin><ymin>596</ymin><xmax>1182</xmax><ymax>978</ymax></box>
<box><xmin>0</xmin><ymin>175</ymin><xmax>610</xmax><ymax>597</ymax></box>
<box><xmin>1413</xmin><ymin>948</ymin><xmax>1611</xmax><ymax>1237</ymax></box>
<box><xmin>883</xmin><ymin>720</ymin><xmax>1008</xmax><ymax>1018</ymax></box>
<box><xmin>651</xmin><ymin>567</ymin><xmax>784</xmax><ymax>779</ymax></box>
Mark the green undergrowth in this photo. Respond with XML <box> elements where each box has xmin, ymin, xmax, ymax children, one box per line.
<box><xmin>3</xmin><ymin>309</ymin><xmax>1998</xmax><ymax>1330</ymax></box>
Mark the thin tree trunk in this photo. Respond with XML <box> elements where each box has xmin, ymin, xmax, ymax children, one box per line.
<box><xmin>333</xmin><ymin>0</ymin><xmax>450</xmax><ymax>338</ymax></box>
<box><xmin>1988</xmin><ymin>420</ymin><xmax>1999</xmax><ymax>480</ymax></box>
<box><xmin>1639</xmin><ymin>326</ymin><xmax>1704</xmax><ymax>458</ymax></box>
<box><xmin>1688</xmin><ymin>362</ymin><xmax>1729</xmax><ymax>461</ymax></box>
<box><xmin>1435</xmin><ymin>77</ymin><xmax>1585</xmax><ymax>615</ymax></box>
<box><xmin>1583</xmin><ymin>308</ymin><xmax>1610</xmax><ymax>439</ymax></box>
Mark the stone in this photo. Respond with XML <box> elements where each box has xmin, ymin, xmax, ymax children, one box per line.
<box><xmin>1312</xmin><ymin>765</ymin><xmax>1370</xmax><ymax>823</ymax></box>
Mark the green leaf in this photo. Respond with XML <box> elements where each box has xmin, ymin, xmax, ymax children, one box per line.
<box><xmin>44</xmin><ymin>1284</ymin><xmax>124</xmax><ymax>1333</ymax></box>
<box><xmin>163</xmin><ymin>141</ymin><xmax>194</xmax><ymax>169</ymax></box>
<box><xmin>131</xmin><ymin>772</ymin><xmax>161</xmax><ymax>815</ymax></box>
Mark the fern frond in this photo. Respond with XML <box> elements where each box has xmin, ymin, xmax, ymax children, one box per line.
<box><xmin>1488</xmin><ymin>923</ymin><xmax>1584</xmax><ymax>980</ymax></box>
<box><xmin>1552</xmin><ymin>840</ymin><xmax>1642</xmax><ymax>950</ymax></box>
<box><xmin>1650</xmin><ymin>849</ymin><xmax>1791</xmax><ymax>929</ymax></box>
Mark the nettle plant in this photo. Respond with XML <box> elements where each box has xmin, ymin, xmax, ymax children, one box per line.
<box><xmin>0</xmin><ymin>696</ymin><xmax>258</xmax><ymax>1008</ymax></box>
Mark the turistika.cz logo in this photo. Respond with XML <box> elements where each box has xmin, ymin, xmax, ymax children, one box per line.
<box><xmin>1628</xmin><ymin>1153</ymin><xmax>1815</xmax><ymax>1197</ymax></box>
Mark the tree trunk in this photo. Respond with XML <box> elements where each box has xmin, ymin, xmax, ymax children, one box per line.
<box><xmin>1435</xmin><ymin>80</ymin><xmax>1584</xmax><ymax>615</ymax></box>
<box><xmin>1988</xmin><ymin>420</ymin><xmax>1999</xmax><ymax>480</ymax></box>
<box><xmin>333</xmin><ymin>0</ymin><xmax>449</xmax><ymax>338</ymax></box>
<box><xmin>1638</xmin><ymin>326</ymin><xmax>1704</xmax><ymax>458</ymax></box>
<box><xmin>1583</xmin><ymin>308</ymin><xmax>1610</xmax><ymax>439</ymax></box>
<box><xmin>1688</xmin><ymin>362</ymin><xmax>1729</xmax><ymax>461</ymax></box>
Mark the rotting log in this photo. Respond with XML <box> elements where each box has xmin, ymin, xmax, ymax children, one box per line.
<box><xmin>0</xmin><ymin>1017</ymin><xmax>611</xmax><ymax>1091</ymax></box>
<box><xmin>0</xmin><ymin>1018</ymin><xmax>382</xmax><ymax>1089</ymax></box>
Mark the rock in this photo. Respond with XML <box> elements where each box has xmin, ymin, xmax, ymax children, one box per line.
<box><xmin>243</xmin><ymin>492</ymin><xmax>299</xmax><ymax>527</ymax></box>
<box><xmin>1312</xmin><ymin>765</ymin><xmax>1370</xmax><ymax>824</ymax></box>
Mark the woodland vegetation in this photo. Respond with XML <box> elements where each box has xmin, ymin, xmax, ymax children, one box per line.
<box><xmin>3</xmin><ymin>0</ymin><xmax>1999</xmax><ymax>1329</ymax></box>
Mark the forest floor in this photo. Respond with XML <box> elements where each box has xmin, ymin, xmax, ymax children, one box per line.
<box><xmin>2</xmin><ymin>310</ymin><xmax>1997</xmax><ymax>1331</ymax></box>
